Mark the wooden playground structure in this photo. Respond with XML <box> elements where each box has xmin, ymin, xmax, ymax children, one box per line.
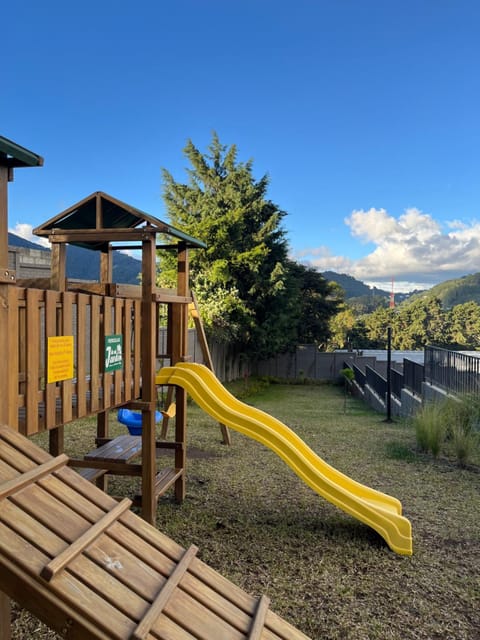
<box><xmin>0</xmin><ymin>136</ymin><xmax>309</xmax><ymax>639</ymax></box>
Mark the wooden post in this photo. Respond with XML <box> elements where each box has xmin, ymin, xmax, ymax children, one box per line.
<box><xmin>48</xmin><ymin>240</ymin><xmax>66</xmax><ymax>456</ymax></box>
<box><xmin>141</xmin><ymin>228</ymin><xmax>158</xmax><ymax>524</ymax></box>
<box><xmin>0</xmin><ymin>164</ymin><xmax>8</xmax><ymax>272</ymax></box>
<box><xmin>0</xmin><ymin>591</ymin><xmax>11</xmax><ymax>640</ymax></box>
<box><xmin>173</xmin><ymin>243</ymin><xmax>188</xmax><ymax>502</ymax></box>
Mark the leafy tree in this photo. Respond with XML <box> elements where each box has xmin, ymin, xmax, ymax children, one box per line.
<box><xmin>289</xmin><ymin>262</ymin><xmax>342</xmax><ymax>345</ymax></box>
<box><xmin>393</xmin><ymin>297</ymin><xmax>446</xmax><ymax>349</ymax></box>
<box><xmin>447</xmin><ymin>301</ymin><xmax>480</xmax><ymax>348</ymax></box>
<box><xmin>362</xmin><ymin>307</ymin><xmax>395</xmax><ymax>348</ymax></box>
<box><xmin>327</xmin><ymin>305</ymin><xmax>356</xmax><ymax>350</ymax></box>
<box><xmin>160</xmin><ymin>133</ymin><xmax>303</xmax><ymax>358</ymax></box>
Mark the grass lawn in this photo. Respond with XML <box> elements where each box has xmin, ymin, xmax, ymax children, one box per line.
<box><xmin>11</xmin><ymin>382</ymin><xmax>480</xmax><ymax>639</ymax></box>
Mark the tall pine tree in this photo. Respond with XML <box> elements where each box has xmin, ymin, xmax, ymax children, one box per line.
<box><xmin>160</xmin><ymin>133</ymin><xmax>297</xmax><ymax>358</ymax></box>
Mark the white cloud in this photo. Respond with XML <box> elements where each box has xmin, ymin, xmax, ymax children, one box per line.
<box><xmin>9</xmin><ymin>223</ymin><xmax>50</xmax><ymax>248</ymax></box>
<box><xmin>297</xmin><ymin>207</ymin><xmax>480</xmax><ymax>292</ymax></box>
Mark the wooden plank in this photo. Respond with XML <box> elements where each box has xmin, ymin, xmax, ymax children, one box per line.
<box><xmin>0</xmin><ymin>521</ymin><xmax>139</xmax><ymax>639</ymax></box>
<box><xmin>7</xmin><ymin>286</ymin><xmax>19</xmax><ymax>430</ymax></box>
<box><xmin>248</xmin><ymin>595</ymin><xmax>271</xmax><ymax>640</ymax></box>
<box><xmin>114</xmin><ymin>297</ymin><xmax>123</xmax><ymax>405</ymax></box>
<box><xmin>41</xmin><ymin>498</ymin><xmax>132</xmax><ymax>581</ymax></box>
<box><xmin>90</xmin><ymin>296</ymin><xmax>101</xmax><ymax>412</ymax></box>
<box><xmin>174</xmin><ymin>244</ymin><xmax>188</xmax><ymax>503</ymax></box>
<box><xmin>140</xmin><ymin>233</ymin><xmax>158</xmax><ymax>524</ymax></box>
<box><xmin>103</xmin><ymin>297</ymin><xmax>113</xmax><ymax>410</ymax></box>
<box><xmin>123</xmin><ymin>299</ymin><xmax>133</xmax><ymax>401</ymax></box>
<box><xmin>25</xmin><ymin>288</ymin><xmax>41</xmax><ymax>435</ymax></box>
<box><xmin>133</xmin><ymin>299</ymin><xmax>141</xmax><ymax>397</ymax></box>
<box><xmin>84</xmin><ymin>435</ymin><xmax>142</xmax><ymax>463</ymax></box>
<box><xmin>75</xmin><ymin>467</ymin><xmax>108</xmax><ymax>483</ymax></box>
<box><xmin>61</xmin><ymin>291</ymin><xmax>74</xmax><ymax>424</ymax></box>
<box><xmin>132</xmin><ymin>544</ymin><xmax>198</xmax><ymax>640</ymax></box>
<box><xmin>77</xmin><ymin>293</ymin><xmax>88</xmax><ymax>416</ymax></box>
<box><xmin>0</xmin><ymin>454</ymin><xmax>68</xmax><ymax>500</ymax></box>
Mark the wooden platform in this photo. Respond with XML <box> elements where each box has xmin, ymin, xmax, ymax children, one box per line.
<box><xmin>0</xmin><ymin>425</ymin><xmax>310</xmax><ymax>640</ymax></box>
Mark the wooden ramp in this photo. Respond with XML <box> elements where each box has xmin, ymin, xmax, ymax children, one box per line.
<box><xmin>0</xmin><ymin>425</ymin><xmax>310</xmax><ymax>640</ymax></box>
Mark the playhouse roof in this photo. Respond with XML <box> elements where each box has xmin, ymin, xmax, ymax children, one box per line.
<box><xmin>0</xmin><ymin>135</ymin><xmax>44</xmax><ymax>168</ymax></box>
<box><xmin>33</xmin><ymin>191</ymin><xmax>206</xmax><ymax>251</ymax></box>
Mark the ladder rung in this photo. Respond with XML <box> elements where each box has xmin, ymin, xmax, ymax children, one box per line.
<box><xmin>0</xmin><ymin>454</ymin><xmax>69</xmax><ymax>500</ymax></box>
<box><xmin>133</xmin><ymin>545</ymin><xmax>198</xmax><ymax>640</ymax></box>
<box><xmin>40</xmin><ymin>498</ymin><xmax>132</xmax><ymax>581</ymax></box>
<box><xmin>248</xmin><ymin>595</ymin><xmax>271</xmax><ymax>640</ymax></box>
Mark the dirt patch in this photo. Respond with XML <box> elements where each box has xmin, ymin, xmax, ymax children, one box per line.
<box><xmin>156</xmin><ymin>446</ymin><xmax>219</xmax><ymax>459</ymax></box>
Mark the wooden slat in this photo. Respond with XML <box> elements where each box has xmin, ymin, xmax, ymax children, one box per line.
<box><xmin>41</xmin><ymin>497</ymin><xmax>132</xmax><ymax>581</ymax></box>
<box><xmin>25</xmin><ymin>288</ymin><xmax>41</xmax><ymax>435</ymax></box>
<box><xmin>61</xmin><ymin>291</ymin><xmax>74</xmax><ymax>424</ymax></box>
<box><xmin>0</xmin><ymin>520</ymin><xmax>138</xmax><ymax>639</ymax></box>
<box><xmin>0</xmin><ymin>454</ymin><xmax>68</xmax><ymax>500</ymax></box>
<box><xmin>84</xmin><ymin>435</ymin><xmax>142</xmax><ymax>463</ymax></box>
<box><xmin>133</xmin><ymin>544</ymin><xmax>198</xmax><ymax>640</ymax></box>
<box><xmin>114</xmin><ymin>297</ymin><xmax>123</xmax><ymax>405</ymax></box>
<box><xmin>77</xmin><ymin>293</ymin><xmax>88</xmax><ymax>416</ymax></box>
<box><xmin>7</xmin><ymin>285</ymin><xmax>19</xmax><ymax>430</ymax></box>
<box><xmin>123</xmin><ymin>299</ymin><xmax>133</xmax><ymax>401</ymax></box>
<box><xmin>103</xmin><ymin>297</ymin><xmax>113</xmax><ymax>410</ymax></box>
<box><xmin>75</xmin><ymin>467</ymin><xmax>108</xmax><ymax>483</ymax></box>
<box><xmin>90</xmin><ymin>296</ymin><xmax>101</xmax><ymax>412</ymax></box>
<box><xmin>133</xmin><ymin>299</ymin><xmax>141</xmax><ymax>397</ymax></box>
<box><xmin>249</xmin><ymin>595</ymin><xmax>271</xmax><ymax>640</ymax></box>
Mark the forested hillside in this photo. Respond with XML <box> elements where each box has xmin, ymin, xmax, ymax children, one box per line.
<box><xmin>407</xmin><ymin>273</ymin><xmax>480</xmax><ymax>307</ymax></box>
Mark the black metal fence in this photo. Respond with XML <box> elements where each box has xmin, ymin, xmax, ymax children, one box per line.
<box><xmin>352</xmin><ymin>363</ymin><xmax>366</xmax><ymax>388</ymax></box>
<box><xmin>390</xmin><ymin>368</ymin><xmax>404</xmax><ymax>399</ymax></box>
<box><xmin>403</xmin><ymin>359</ymin><xmax>424</xmax><ymax>396</ymax></box>
<box><xmin>366</xmin><ymin>365</ymin><xmax>387</xmax><ymax>399</ymax></box>
<box><xmin>425</xmin><ymin>346</ymin><xmax>480</xmax><ymax>395</ymax></box>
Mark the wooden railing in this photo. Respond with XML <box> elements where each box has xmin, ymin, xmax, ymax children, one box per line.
<box><xmin>9</xmin><ymin>286</ymin><xmax>142</xmax><ymax>435</ymax></box>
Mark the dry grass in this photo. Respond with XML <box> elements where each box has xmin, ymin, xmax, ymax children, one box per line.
<box><xmin>10</xmin><ymin>382</ymin><xmax>480</xmax><ymax>639</ymax></box>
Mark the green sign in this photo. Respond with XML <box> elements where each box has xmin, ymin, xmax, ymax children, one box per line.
<box><xmin>105</xmin><ymin>334</ymin><xmax>123</xmax><ymax>372</ymax></box>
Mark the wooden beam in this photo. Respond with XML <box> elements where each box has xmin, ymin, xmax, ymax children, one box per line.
<box><xmin>0</xmin><ymin>166</ymin><xmax>8</xmax><ymax>271</ymax></box>
<box><xmin>140</xmin><ymin>233</ymin><xmax>158</xmax><ymax>524</ymax></box>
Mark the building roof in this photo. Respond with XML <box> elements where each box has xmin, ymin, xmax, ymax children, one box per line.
<box><xmin>0</xmin><ymin>135</ymin><xmax>44</xmax><ymax>168</ymax></box>
<box><xmin>33</xmin><ymin>191</ymin><xmax>206</xmax><ymax>251</ymax></box>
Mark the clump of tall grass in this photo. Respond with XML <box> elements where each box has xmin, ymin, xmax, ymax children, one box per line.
<box><xmin>443</xmin><ymin>394</ymin><xmax>480</xmax><ymax>467</ymax></box>
<box><xmin>413</xmin><ymin>395</ymin><xmax>480</xmax><ymax>465</ymax></box>
<box><xmin>413</xmin><ymin>402</ymin><xmax>445</xmax><ymax>458</ymax></box>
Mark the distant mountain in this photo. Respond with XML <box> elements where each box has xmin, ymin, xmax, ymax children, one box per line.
<box><xmin>8</xmin><ymin>233</ymin><xmax>141</xmax><ymax>284</ymax></box>
<box><xmin>321</xmin><ymin>270</ymin><xmax>398</xmax><ymax>299</ymax></box>
<box><xmin>8</xmin><ymin>232</ymin><xmax>49</xmax><ymax>252</ymax></box>
<box><xmin>321</xmin><ymin>271</ymin><xmax>415</xmax><ymax>310</ymax></box>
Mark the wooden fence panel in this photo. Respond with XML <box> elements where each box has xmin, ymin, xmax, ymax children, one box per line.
<box><xmin>76</xmin><ymin>294</ymin><xmax>88</xmax><ymax>416</ymax></box>
<box><xmin>25</xmin><ymin>289</ymin><xmax>41</xmax><ymax>436</ymax></box>
<box><xmin>7</xmin><ymin>286</ymin><xmax>19</xmax><ymax>430</ymax></box>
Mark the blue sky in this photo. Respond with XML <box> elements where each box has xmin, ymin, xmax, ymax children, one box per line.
<box><xmin>3</xmin><ymin>0</ymin><xmax>480</xmax><ymax>292</ymax></box>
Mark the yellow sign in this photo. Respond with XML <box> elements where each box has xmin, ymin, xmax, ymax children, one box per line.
<box><xmin>47</xmin><ymin>336</ymin><xmax>74</xmax><ymax>383</ymax></box>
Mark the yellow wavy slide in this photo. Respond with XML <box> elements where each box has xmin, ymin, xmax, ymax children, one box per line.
<box><xmin>156</xmin><ymin>362</ymin><xmax>413</xmax><ymax>556</ymax></box>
